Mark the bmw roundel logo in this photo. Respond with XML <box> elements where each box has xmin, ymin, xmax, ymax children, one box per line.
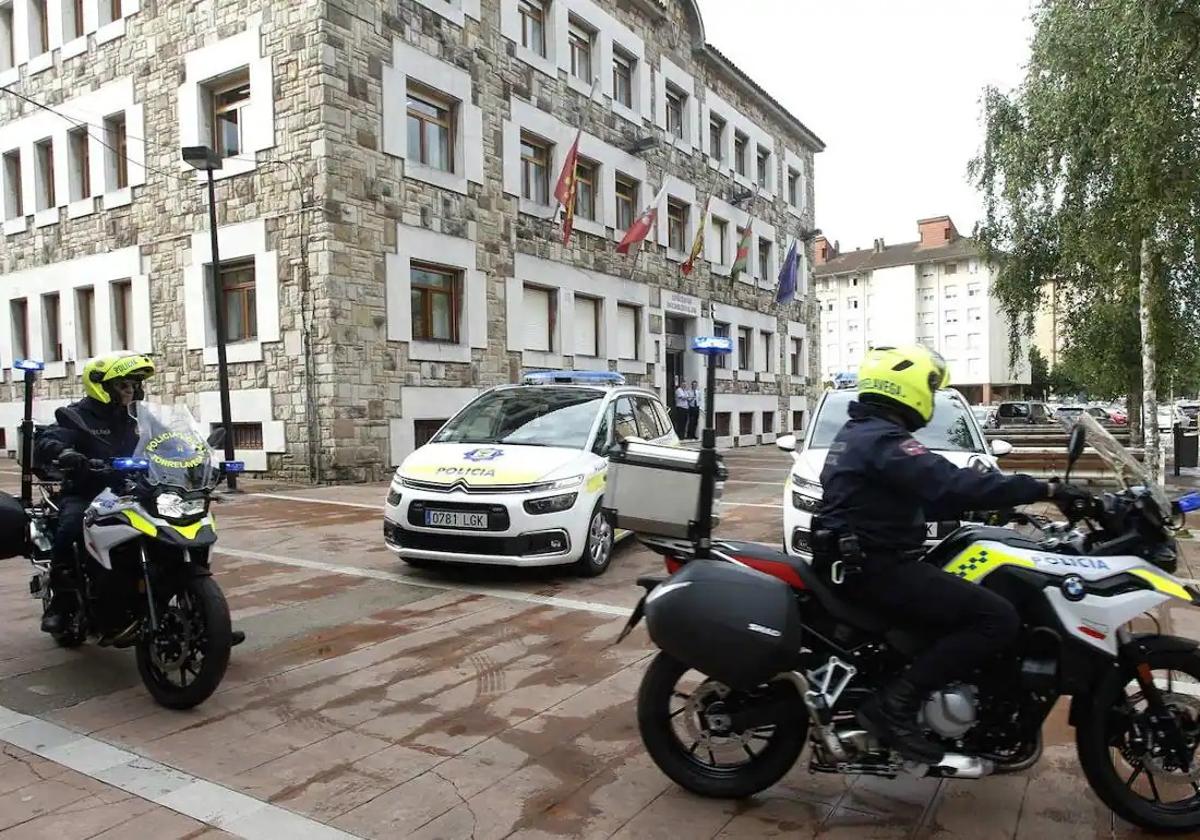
<box><xmin>1062</xmin><ymin>576</ymin><xmax>1086</xmax><ymax>601</ymax></box>
<box><xmin>463</xmin><ymin>447</ymin><xmax>505</xmax><ymax>462</ymax></box>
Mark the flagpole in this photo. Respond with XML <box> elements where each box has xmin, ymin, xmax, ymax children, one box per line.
<box><xmin>627</xmin><ymin>243</ymin><xmax>642</xmax><ymax>281</ymax></box>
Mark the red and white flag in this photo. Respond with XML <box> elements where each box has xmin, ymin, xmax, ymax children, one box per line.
<box><xmin>616</xmin><ymin>185</ymin><xmax>668</xmax><ymax>255</ymax></box>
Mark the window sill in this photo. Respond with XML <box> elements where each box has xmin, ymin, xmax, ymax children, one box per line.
<box><xmin>565</xmin><ymin>74</ymin><xmax>597</xmax><ymax>97</ymax></box>
<box><xmin>3</xmin><ymin>217</ymin><xmax>27</xmax><ymax>236</ymax></box>
<box><xmin>572</xmin><ymin>355</ymin><xmax>608</xmax><ymax>372</ymax></box>
<box><xmin>715</xmin><ymin>367</ymin><xmax>732</xmax><ymax>381</ymax></box>
<box><xmin>522</xmin><ymin>350</ymin><xmax>562</xmax><ymax>369</ymax></box>
<box><xmin>61</xmin><ymin>36</ymin><xmax>87</xmax><ymax>60</ymax></box>
<box><xmin>517</xmin><ymin>198</ymin><xmax>555</xmax><ymax>219</ymax></box>
<box><xmin>513</xmin><ymin>45</ymin><xmax>557</xmax><ymax>81</ymax></box>
<box><xmin>787</xmin><ymin>203</ymin><xmax>803</xmax><ymax>220</ymax></box>
<box><xmin>611</xmin><ymin>99</ymin><xmax>643</xmax><ymax>127</ymax></box>
<box><xmin>0</xmin><ymin>68</ymin><xmax>17</xmax><ymax>87</ymax></box>
<box><xmin>665</xmin><ymin>248</ymin><xmax>686</xmax><ymax>264</ymax></box>
<box><xmin>409</xmin><ymin>340</ymin><xmax>472</xmax><ymax>364</ymax></box>
<box><xmin>33</xmin><ymin>208</ymin><xmax>59</xmax><ymax>229</ymax></box>
<box><xmin>571</xmin><ymin>216</ymin><xmax>604</xmax><ymax>239</ymax></box>
<box><xmin>758</xmin><ymin>372</ymin><xmax>776</xmax><ymax>384</ymax></box>
<box><xmin>735</xmin><ymin>272</ymin><xmax>754</xmax><ymax>286</ymax></box>
<box><xmin>42</xmin><ymin>361</ymin><xmax>67</xmax><ymax>380</ymax></box>
<box><xmin>760</xmin><ymin>432</ymin><xmax>777</xmax><ymax>445</ymax></box>
<box><xmin>711</xmin><ymin>264</ymin><xmax>731</xmax><ymax>278</ymax></box>
<box><xmin>28</xmin><ymin>52</ymin><xmax>52</xmax><ymax>75</ymax></box>
<box><xmin>616</xmin><ymin>359</ymin><xmax>646</xmax><ymax>375</ymax></box>
<box><xmin>103</xmin><ymin>188</ymin><xmax>132</xmax><ymax>209</ymax></box>
<box><xmin>96</xmin><ymin>18</ymin><xmax>126</xmax><ymax>46</ymax></box>
<box><xmin>203</xmin><ymin>341</ymin><xmax>263</xmax><ymax>365</ymax></box>
<box><xmin>403</xmin><ymin>161</ymin><xmax>471</xmax><ymax>195</ymax></box>
<box><xmin>67</xmin><ymin>197</ymin><xmax>96</xmax><ymax>219</ymax></box>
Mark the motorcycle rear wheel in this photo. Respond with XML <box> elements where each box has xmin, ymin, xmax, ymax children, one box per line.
<box><xmin>135</xmin><ymin>576</ymin><xmax>232</xmax><ymax>710</ymax></box>
<box><xmin>637</xmin><ymin>652</ymin><xmax>807</xmax><ymax>799</ymax></box>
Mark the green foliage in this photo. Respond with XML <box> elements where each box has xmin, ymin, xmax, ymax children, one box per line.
<box><xmin>1027</xmin><ymin>346</ymin><xmax>1050</xmax><ymax>399</ymax></box>
<box><xmin>971</xmin><ymin>0</ymin><xmax>1200</xmax><ymax>397</ymax></box>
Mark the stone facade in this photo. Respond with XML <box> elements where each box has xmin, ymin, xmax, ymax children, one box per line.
<box><xmin>0</xmin><ymin>0</ymin><xmax>823</xmax><ymax>483</ymax></box>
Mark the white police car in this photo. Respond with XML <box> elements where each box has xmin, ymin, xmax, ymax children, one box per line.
<box><xmin>384</xmin><ymin>371</ymin><xmax>678</xmax><ymax>575</ymax></box>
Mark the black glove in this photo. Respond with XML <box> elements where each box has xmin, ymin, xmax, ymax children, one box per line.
<box><xmin>1047</xmin><ymin>480</ymin><xmax>1097</xmax><ymax>519</ymax></box>
<box><xmin>56</xmin><ymin>449</ymin><xmax>87</xmax><ymax>473</ymax></box>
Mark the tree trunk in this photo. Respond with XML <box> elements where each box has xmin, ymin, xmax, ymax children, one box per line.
<box><xmin>1128</xmin><ymin>389</ymin><xmax>1142</xmax><ymax>445</ymax></box>
<box><xmin>1140</xmin><ymin>236</ymin><xmax>1161</xmax><ymax>484</ymax></box>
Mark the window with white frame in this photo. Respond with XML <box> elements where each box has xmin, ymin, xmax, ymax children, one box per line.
<box><xmin>709</xmin><ymin>114</ymin><xmax>725</xmax><ymax>162</ymax></box>
<box><xmin>68</xmin><ymin>127</ymin><xmax>90</xmax><ymax>201</ymax></box>
<box><xmin>967</xmin><ymin>332</ymin><xmax>981</xmax><ymax>350</ymax></box>
<box><xmin>10</xmin><ymin>298</ymin><xmax>28</xmax><ymax>360</ymax></box>
<box><xmin>944</xmin><ymin>285</ymin><xmax>958</xmax><ymax>299</ymax></box>
<box><xmin>215</xmin><ymin>259</ymin><xmax>257</xmax><ymax>343</ymax></box>
<box><xmin>573</xmin><ymin>294</ymin><xmax>600</xmax><ymax>357</ymax></box>
<box><xmin>712</xmin><ymin>216</ymin><xmax>728</xmax><ymax>264</ymax></box>
<box><xmin>665</xmin><ymin>84</ymin><xmax>685</xmax><ymax>139</ymax></box>
<box><xmin>75</xmin><ymin>286</ymin><xmax>95</xmax><ymax>358</ymax></box>
<box><xmin>111</xmin><ymin>279</ymin><xmax>132</xmax><ymax>350</ymax></box>
<box><xmin>34</xmin><ymin>138</ymin><xmax>54</xmax><ymax>211</ymax></box>
<box><xmin>63</xmin><ymin>0</ymin><xmax>83</xmax><ymax>41</ymax></box>
<box><xmin>945</xmin><ymin>333</ymin><xmax>959</xmax><ymax>351</ymax></box>
<box><xmin>407</xmin><ymin>82</ymin><xmax>456</xmax><ymax>173</ymax></box>
<box><xmin>761</xmin><ymin>332</ymin><xmax>774</xmax><ymax>372</ymax></box>
<box><xmin>789</xmin><ymin>337</ymin><xmax>803</xmax><ymax>375</ymax></box>
<box><xmin>734</xmin><ymin>131</ymin><xmax>748</xmax><ymax>176</ymax></box>
<box><xmin>737</xmin><ymin>326</ymin><xmax>752</xmax><ymax>370</ymax></box>
<box><xmin>756</xmin><ymin>146</ymin><xmax>769</xmax><ymax>188</ymax></box>
<box><xmin>41</xmin><ymin>292</ymin><xmax>61</xmax><ymax>362</ymax></box>
<box><xmin>3</xmin><ymin>148</ymin><xmax>22</xmax><ymax>218</ymax></box>
<box><xmin>411</xmin><ymin>262</ymin><xmax>461</xmax><ymax>343</ymax></box>
<box><xmin>612</xmin><ymin>47</ymin><xmax>634</xmax><ymax>109</ymax></box>
<box><xmin>29</xmin><ymin>0</ymin><xmax>48</xmax><ymax>56</ymax></box>
<box><xmin>518</xmin><ymin>0</ymin><xmax>547</xmax><ymax>57</ymax></box>
<box><xmin>0</xmin><ymin>2</ymin><xmax>14</xmax><ymax>72</ymax></box>
<box><xmin>967</xmin><ymin>282</ymin><xmax>981</xmax><ymax>297</ymax></box>
<box><xmin>522</xmin><ymin>285</ymin><xmax>555</xmax><ymax>351</ymax></box>
<box><xmin>920</xmin><ymin>312</ymin><xmax>934</xmax><ymax>327</ymax></box>
<box><xmin>667</xmin><ymin>198</ymin><xmax>687</xmax><ymax>252</ymax></box>
<box><xmin>945</xmin><ymin>310</ymin><xmax>959</xmax><ymax>324</ymax></box>
<box><xmin>207</xmin><ymin>70</ymin><xmax>251</xmax><ymax>159</ymax></box>
<box><xmin>568</xmin><ymin>17</ymin><xmax>594</xmax><ymax>83</ymax></box>
<box><xmin>968</xmin><ymin>307</ymin><xmax>982</xmax><ymax>322</ymax></box>
<box><xmin>100</xmin><ymin>0</ymin><xmax>122</xmax><ymax>26</ymax></box>
<box><xmin>616</xmin><ymin>303</ymin><xmax>639</xmax><ymax>359</ymax></box>
<box><xmin>574</xmin><ymin>157</ymin><xmax>597</xmax><ymax>221</ymax></box>
<box><xmin>713</xmin><ymin>321</ymin><xmax>729</xmax><ymax>369</ymax></box>
<box><xmin>104</xmin><ymin>112</ymin><xmax>128</xmax><ymax>190</ymax></box>
<box><xmin>848</xmin><ymin>298</ymin><xmax>859</xmax><ymax>310</ymax></box>
<box><xmin>787</xmin><ymin>167</ymin><xmax>800</xmax><ymax>206</ymax></box>
<box><xmin>944</xmin><ymin>262</ymin><xmax>958</xmax><ymax>275</ymax></box>
<box><xmin>520</xmin><ymin>131</ymin><xmax>551</xmax><ymax>204</ymax></box>
<box><xmin>758</xmin><ymin>237</ymin><xmax>771</xmax><ymax>280</ymax></box>
<box><xmin>968</xmin><ymin>357</ymin><xmax>982</xmax><ymax>377</ymax></box>
<box><xmin>615</xmin><ymin>172</ymin><xmax>638</xmax><ymax>231</ymax></box>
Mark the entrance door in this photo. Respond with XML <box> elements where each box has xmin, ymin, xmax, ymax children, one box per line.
<box><xmin>665</xmin><ymin>351</ymin><xmax>683</xmax><ymax>407</ymax></box>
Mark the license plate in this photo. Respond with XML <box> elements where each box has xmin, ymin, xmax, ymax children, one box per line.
<box><xmin>425</xmin><ymin>510</ymin><xmax>489</xmax><ymax>529</ymax></box>
<box><xmin>926</xmin><ymin>521</ymin><xmax>957</xmax><ymax>539</ymax></box>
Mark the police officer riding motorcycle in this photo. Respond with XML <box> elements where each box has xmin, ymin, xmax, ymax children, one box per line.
<box><xmin>818</xmin><ymin>345</ymin><xmax>1092</xmax><ymax>762</ymax></box>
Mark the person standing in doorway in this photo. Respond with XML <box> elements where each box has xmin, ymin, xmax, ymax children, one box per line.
<box><xmin>686</xmin><ymin>379</ymin><xmax>701</xmax><ymax>439</ymax></box>
<box><xmin>672</xmin><ymin>378</ymin><xmax>689</xmax><ymax>438</ymax></box>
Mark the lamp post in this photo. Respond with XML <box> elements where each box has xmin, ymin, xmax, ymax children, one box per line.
<box><xmin>182</xmin><ymin>145</ymin><xmax>238</xmax><ymax>490</ymax></box>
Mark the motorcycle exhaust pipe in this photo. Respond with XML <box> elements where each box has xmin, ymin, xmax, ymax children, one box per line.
<box><xmin>776</xmin><ymin>671</ymin><xmax>849</xmax><ymax>761</ymax></box>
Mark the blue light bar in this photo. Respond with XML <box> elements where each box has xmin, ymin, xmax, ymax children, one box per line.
<box><xmin>14</xmin><ymin>359</ymin><xmax>44</xmax><ymax>371</ymax></box>
<box><xmin>521</xmin><ymin>370</ymin><xmax>626</xmax><ymax>386</ymax></box>
<box><xmin>691</xmin><ymin>336</ymin><xmax>734</xmax><ymax>356</ymax></box>
<box><xmin>1177</xmin><ymin>492</ymin><xmax>1200</xmax><ymax>514</ymax></box>
<box><xmin>112</xmin><ymin>457</ymin><xmax>150</xmax><ymax>472</ymax></box>
<box><xmin>222</xmin><ymin>461</ymin><xmax>246</xmax><ymax>474</ymax></box>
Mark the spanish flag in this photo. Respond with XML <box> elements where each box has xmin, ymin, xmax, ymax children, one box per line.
<box><xmin>681</xmin><ymin>197</ymin><xmax>710</xmax><ymax>276</ymax></box>
<box><xmin>555</xmin><ymin>130</ymin><xmax>583</xmax><ymax>246</ymax></box>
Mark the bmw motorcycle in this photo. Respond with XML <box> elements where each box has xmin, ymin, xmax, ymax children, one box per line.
<box><xmin>616</xmin><ymin>414</ymin><xmax>1200</xmax><ymax>833</ymax></box>
<box><xmin>15</xmin><ymin>363</ymin><xmax>239</xmax><ymax>709</ymax></box>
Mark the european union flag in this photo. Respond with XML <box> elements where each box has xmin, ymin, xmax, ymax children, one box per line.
<box><xmin>776</xmin><ymin>240</ymin><xmax>799</xmax><ymax>304</ymax></box>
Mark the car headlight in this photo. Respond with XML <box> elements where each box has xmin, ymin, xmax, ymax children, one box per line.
<box><xmin>156</xmin><ymin>493</ymin><xmax>206</xmax><ymax>519</ymax></box>
<box><xmin>791</xmin><ymin>491</ymin><xmax>821</xmax><ymax>513</ymax></box>
<box><xmin>524</xmin><ymin>493</ymin><xmax>578</xmax><ymax>515</ymax></box>
<box><xmin>386</xmin><ymin>487</ymin><xmax>402</xmax><ymax>506</ymax></box>
<box><xmin>791</xmin><ymin>474</ymin><xmax>822</xmax><ymax>495</ymax></box>
<box><xmin>528</xmin><ymin>475</ymin><xmax>584</xmax><ymax>493</ymax></box>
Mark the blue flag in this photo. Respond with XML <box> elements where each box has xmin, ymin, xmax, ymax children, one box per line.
<box><xmin>775</xmin><ymin>240</ymin><xmax>799</xmax><ymax>304</ymax></box>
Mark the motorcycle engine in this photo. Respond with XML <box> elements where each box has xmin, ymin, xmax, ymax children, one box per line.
<box><xmin>920</xmin><ymin>683</ymin><xmax>978</xmax><ymax>738</ymax></box>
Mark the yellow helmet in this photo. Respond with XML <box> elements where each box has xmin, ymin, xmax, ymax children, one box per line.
<box><xmin>82</xmin><ymin>353</ymin><xmax>156</xmax><ymax>404</ymax></box>
<box><xmin>857</xmin><ymin>345</ymin><xmax>950</xmax><ymax>426</ymax></box>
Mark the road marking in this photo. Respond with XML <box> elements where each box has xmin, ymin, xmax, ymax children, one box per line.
<box><xmin>721</xmin><ymin>501</ymin><xmax>781</xmax><ymax>509</ymax></box>
<box><xmin>724</xmin><ymin>479</ymin><xmax>784</xmax><ymax>486</ymax></box>
<box><xmin>247</xmin><ymin>492</ymin><xmax>383</xmax><ymax>510</ymax></box>
<box><xmin>0</xmin><ymin>709</ymin><xmax>362</xmax><ymax>840</ymax></box>
<box><xmin>216</xmin><ymin>546</ymin><xmax>635</xmax><ymax>619</ymax></box>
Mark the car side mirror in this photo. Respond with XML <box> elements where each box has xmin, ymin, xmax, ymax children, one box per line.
<box><xmin>1065</xmin><ymin>424</ymin><xmax>1086</xmax><ymax>482</ymax></box>
<box><xmin>990</xmin><ymin>439</ymin><xmax>1013</xmax><ymax>457</ymax></box>
<box><xmin>775</xmin><ymin>434</ymin><xmax>797</xmax><ymax>453</ymax></box>
<box><xmin>207</xmin><ymin>427</ymin><xmax>227</xmax><ymax>448</ymax></box>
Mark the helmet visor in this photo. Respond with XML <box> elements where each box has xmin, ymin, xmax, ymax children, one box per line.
<box><xmin>927</xmin><ymin>350</ymin><xmax>949</xmax><ymax>392</ymax></box>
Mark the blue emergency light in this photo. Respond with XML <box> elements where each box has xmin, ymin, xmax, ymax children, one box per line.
<box><xmin>521</xmin><ymin>370</ymin><xmax>626</xmax><ymax>386</ymax></box>
<box><xmin>1177</xmin><ymin>492</ymin><xmax>1200</xmax><ymax>514</ymax></box>
<box><xmin>14</xmin><ymin>359</ymin><xmax>44</xmax><ymax>371</ymax></box>
<box><xmin>112</xmin><ymin>457</ymin><xmax>150</xmax><ymax>472</ymax></box>
<box><xmin>222</xmin><ymin>461</ymin><xmax>246</xmax><ymax>474</ymax></box>
<box><xmin>691</xmin><ymin>336</ymin><xmax>733</xmax><ymax>355</ymax></box>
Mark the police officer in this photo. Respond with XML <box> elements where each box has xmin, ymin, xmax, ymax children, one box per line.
<box><xmin>34</xmin><ymin>352</ymin><xmax>155</xmax><ymax>634</ymax></box>
<box><xmin>819</xmin><ymin>345</ymin><xmax>1091</xmax><ymax>762</ymax></box>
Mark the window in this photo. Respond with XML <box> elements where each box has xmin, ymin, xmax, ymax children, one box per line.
<box><xmin>706</xmin><ymin>216</ymin><xmax>725</xmax><ymax>264</ymax></box>
<box><xmin>213</xmin><ymin>422</ymin><xmax>264</xmax><ymax>450</ymax></box>
<box><xmin>101</xmin><ymin>0</ymin><xmax>121</xmax><ymax>24</ymax></box>
<box><xmin>616</xmin><ymin>303</ymin><xmax>639</xmax><ymax>359</ymax></box>
<box><xmin>921</xmin><ymin>312</ymin><xmax>935</xmax><ymax>327</ymax></box>
<box><xmin>64</xmin><ymin>0</ymin><xmax>83</xmax><ymax>40</ymax></box>
<box><xmin>0</xmin><ymin>2</ymin><xmax>13</xmax><ymax>72</ymax></box>
<box><xmin>944</xmin><ymin>285</ymin><xmax>958</xmax><ymax>299</ymax></box>
<box><xmin>518</xmin><ymin>0</ymin><xmax>546</xmax><ymax>56</ymax></box>
<box><xmin>848</xmin><ymin>298</ymin><xmax>859</xmax><ymax>310</ymax></box>
<box><xmin>10</xmin><ymin>299</ymin><xmax>28</xmax><ymax>360</ymax></box>
<box><xmin>787</xmin><ymin>167</ymin><xmax>800</xmax><ymax>206</ymax></box>
<box><xmin>634</xmin><ymin>396</ymin><xmax>667</xmax><ymax>440</ymax></box>
<box><xmin>41</xmin><ymin>292</ymin><xmax>61</xmax><ymax>362</ymax></box>
<box><xmin>216</xmin><ymin>260</ymin><xmax>257</xmax><ymax>343</ymax></box>
<box><xmin>944</xmin><ymin>262</ymin><xmax>958</xmax><ymax>275</ymax></box>
<box><xmin>967</xmin><ymin>282</ymin><xmax>982</xmax><ymax>297</ymax></box>
<box><xmin>709</xmin><ymin>114</ymin><xmax>724</xmax><ymax>161</ymax></box>
<box><xmin>734</xmin><ymin>132</ymin><xmax>748</xmax><ymax>176</ymax></box>
<box><xmin>790</xmin><ymin>338</ymin><xmax>803</xmax><ymax>376</ymax></box>
<box><xmin>739</xmin><ymin>412</ymin><xmax>753</xmax><ymax>435</ymax></box>
<box><xmin>666</xmin><ymin>198</ymin><xmax>687</xmax><ymax>251</ymax></box>
<box><xmin>30</xmin><ymin>0</ymin><xmax>47</xmax><ymax>55</ymax></box>
<box><xmin>792</xmin><ymin>410</ymin><xmax>804</xmax><ymax>431</ymax></box>
<box><xmin>921</xmin><ymin>287</ymin><xmax>935</xmax><ymax>303</ymax></box>
<box><xmin>847</xmin><ymin>322</ymin><xmax>859</xmax><ymax>332</ymax></box>
<box><xmin>945</xmin><ymin>334</ymin><xmax>959</xmax><ymax>350</ymax></box>
<box><xmin>715</xmin><ymin>412</ymin><xmax>731</xmax><ymax>437</ymax></box>
<box><xmin>758</xmin><ymin>238</ymin><xmax>771</xmax><ymax>280</ymax></box>
<box><xmin>945</xmin><ymin>310</ymin><xmax>959</xmax><ymax>324</ymax></box>
<box><xmin>574</xmin><ymin>158</ymin><xmax>596</xmax><ymax>221</ymax></box>
<box><xmin>761</xmin><ymin>332</ymin><xmax>774</xmax><ymax>372</ymax></box>
<box><xmin>612</xmin><ymin>48</ymin><xmax>634</xmax><ymax>108</ymax></box>
<box><xmin>568</xmin><ymin>18</ymin><xmax>593</xmax><ymax>83</ymax></box>
<box><xmin>967</xmin><ymin>332</ymin><xmax>981</xmax><ymax>350</ymax></box>
<box><xmin>520</xmin><ymin>132</ymin><xmax>550</xmax><ymax>204</ymax></box>
<box><xmin>209</xmin><ymin>72</ymin><xmax>251</xmax><ymax>159</ymax></box>
<box><xmin>713</xmin><ymin>321</ymin><xmax>729</xmax><ymax>369</ymax></box>
<box><xmin>665</xmin><ymin>85</ymin><xmax>684</xmax><ymax>139</ymax></box>
<box><xmin>968</xmin><ymin>307</ymin><xmax>982</xmax><ymax>322</ymax></box>
<box><xmin>2</xmin><ymin>149</ymin><xmax>21</xmax><ymax>219</ymax></box>
<box><xmin>762</xmin><ymin>412</ymin><xmax>775</xmax><ymax>434</ymax></box>
<box><xmin>414</xmin><ymin>418</ymin><xmax>447</xmax><ymax>449</ymax></box>
<box><xmin>737</xmin><ymin>326</ymin><xmax>752</xmax><ymax>370</ymax></box>
<box><xmin>406</xmin><ymin>83</ymin><xmax>455</xmax><ymax>172</ymax></box>
<box><xmin>104</xmin><ymin>113</ymin><xmax>127</xmax><ymax>190</ymax></box>
<box><xmin>111</xmin><ymin>279</ymin><xmax>132</xmax><ymax>350</ymax></box>
<box><xmin>615</xmin><ymin>173</ymin><xmax>637</xmax><ymax>231</ymax></box>
<box><xmin>68</xmin><ymin>127</ymin><xmax>90</xmax><ymax>201</ymax></box>
<box><xmin>613</xmin><ymin>397</ymin><xmax>638</xmax><ymax>443</ymax></box>
<box><xmin>522</xmin><ymin>284</ymin><xmax>555</xmax><ymax>352</ymax></box>
<box><xmin>756</xmin><ymin>146</ymin><xmax>769</xmax><ymax>188</ymax></box>
<box><xmin>410</xmin><ymin>262</ymin><xmax>460</xmax><ymax>343</ymax></box>
<box><xmin>75</xmin><ymin>287</ymin><xmax>95</xmax><ymax>359</ymax></box>
<box><xmin>34</xmin><ymin>138</ymin><xmax>54</xmax><ymax>211</ymax></box>
<box><xmin>573</xmin><ymin>295</ymin><xmax>599</xmax><ymax>356</ymax></box>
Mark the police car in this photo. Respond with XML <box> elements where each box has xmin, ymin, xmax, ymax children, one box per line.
<box><xmin>384</xmin><ymin>371</ymin><xmax>678</xmax><ymax>575</ymax></box>
<box><xmin>777</xmin><ymin>387</ymin><xmax>1012</xmax><ymax>559</ymax></box>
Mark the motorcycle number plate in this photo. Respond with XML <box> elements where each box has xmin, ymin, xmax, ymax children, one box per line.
<box><xmin>425</xmin><ymin>510</ymin><xmax>489</xmax><ymax>529</ymax></box>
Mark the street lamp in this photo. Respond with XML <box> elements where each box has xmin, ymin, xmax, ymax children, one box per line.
<box><xmin>182</xmin><ymin>145</ymin><xmax>238</xmax><ymax>490</ymax></box>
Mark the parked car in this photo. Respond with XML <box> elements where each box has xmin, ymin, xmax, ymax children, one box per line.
<box><xmin>383</xmin><ymin>370</ymin><xmax>677</xmax><ymax>576</ymax></box>
<box><xmin>1106</xmin><ymin>405</ymin><xmax>1128</xmax><ymax>425</ymax></box>
<box><xmin>1178</xmin><ymin>401</ymin><xmax>1200</xmax><ymax>430</ymax></box>
<box><xmin>995</xmin><ymin>400</ymin><xmax>1053</xmax><ymax>426</ymax></box>
<box><xmin>776</xmin><ymin>388</ymin><xmax>1010</xmax><ymax>559</ymax></box>
<box><xmin>970</xmin><ymin>405</ymin><xmax>999</xmax><ymax>430</ymax></box>
<box><xmin>1054</xmin><ymin>405</ymin><xmax>1112</xmax><ymax>425</ymax></box>
<box><xmin>1158</xmin><ymin>404</ymin><xmax>1184</xmax><ymax>432</ymax></box>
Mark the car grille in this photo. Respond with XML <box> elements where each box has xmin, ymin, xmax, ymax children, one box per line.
<box><xmin>407</xmin><ymin>501</ymin><xmax>510</xmax><ymax>531</ymax></box>
<box><xmin>401</xmin><ymin>477</ymin><xmax>535</xmax><ymax>494</ymax></box>
<box><xmin>384</xmin><ymin>522</ymin><xmax>569</xmax><ymax>556</ymax></box>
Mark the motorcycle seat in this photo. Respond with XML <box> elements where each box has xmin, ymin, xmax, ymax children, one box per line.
<box><xmin>712</xmin><ymin>540</ymin><xmax>890</xmax><ymax>635</ymax></box>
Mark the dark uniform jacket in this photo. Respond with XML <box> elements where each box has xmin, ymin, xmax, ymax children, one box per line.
<box><xmin>34</xmin><ymin>397</ymin><xmax>139</xmax><ymax>496</ymax></box>
<box><xmin>819</xmin><ymin>400</ymin><xmax>1047</xmax><ymax>553</ymax></box>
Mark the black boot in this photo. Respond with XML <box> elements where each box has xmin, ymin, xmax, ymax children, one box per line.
<box><xmin>857</xmin><ymin>677</ymin><xmax>945</xmax><ymax>764</ymax></box>
<box><xmin>40</xmin><ymin>596</ymin><xmax>67</xmax><ymax>634</ymax></box>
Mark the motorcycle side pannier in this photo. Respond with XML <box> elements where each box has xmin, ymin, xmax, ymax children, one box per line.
<box><xmin>644</xmin><ymin>560</ymin><xmax>802</xmax><ymax>689</ymax></box>
<box><xmin>0</xmin><ymin>492</ymin><xmax>27</xmax><ymax>559</ymax></box>
<box><xmin>604</xmin><ymin>440</ymin><xmax>726</xmax><ymax>541</ymax></box>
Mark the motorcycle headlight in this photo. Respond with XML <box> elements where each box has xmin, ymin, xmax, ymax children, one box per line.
<box><xmin>157</xmin><ymin>492</ymin><xmax>206</xmax><ymax>519</ymax></box>
<box><xmin>524</xmin><ymin>492</ymin><xmax>578</xmax><ymax>515</ymax></box>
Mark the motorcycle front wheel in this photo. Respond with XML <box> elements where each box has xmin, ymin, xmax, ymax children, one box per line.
<box><xmin>135</xmin><ymin>575</ymin><xmax>232</xmax><ymax>710</ymax></box>
<box><xmin>637</xmin><ymin>652</ymin><xmax>807</xmax><ymax>799</ymax></box>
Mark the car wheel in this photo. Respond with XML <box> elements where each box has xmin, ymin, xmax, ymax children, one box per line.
<box><xmin>573</xmin><ymin>503</ymin><xmax>614</xmax><ymax>577</ymax></box>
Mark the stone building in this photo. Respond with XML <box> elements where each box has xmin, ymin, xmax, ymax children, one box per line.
<box><xmin>0</xmin><ymin>0</ymin><xmax>823</xmax><ymax>482</ymax></box>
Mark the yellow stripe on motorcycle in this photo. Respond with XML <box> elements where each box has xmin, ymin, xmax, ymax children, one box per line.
<box><xmin>166</xmin><ymin>520</ymin><xmax>207</xmax><ymax>540</ymax></box>
<box><xmin>586</xmin><ymin>470</ymin><xmax>606</xmax><ymax>493</ymax></box>
<box><xmin>1129</xmin><ymin>568</ymin><xmax>1193</xmax><ymax>603</ymax></box>
<box><xmin>943</xmin><ymin>544</ymin><xmax>1036</xmax><ymax>583</ymax></box>
<box><xmin>121</xmin><ymin>509</ymin><xmax>158</xmax><ymax>538</ymax></box>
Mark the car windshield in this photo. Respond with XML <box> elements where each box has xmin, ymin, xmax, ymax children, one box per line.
<box><xmin>433</xmin><ymin>388</ymin><xmax>604</xmax><ymax>450</ymax></box>
<box><xmin>1181</xmin><ymin>405</ymin><xmax>1199</xmax><ymax>417</ymax></box>
<box><xmin>807</xmin><ymin>390</ymin><xmax>984</xmax><ymax>452</ymax></box>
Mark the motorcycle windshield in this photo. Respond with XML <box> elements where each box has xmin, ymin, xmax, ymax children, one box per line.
<box><xmin>1072</xmin><ymin>413</ymin><xmax>1171</xmax><ymax>517</ymax></box>
<box><xmin>134</xmin><ymin>403</ymin><xmax>216</xmax><ymax>491</ymax></box>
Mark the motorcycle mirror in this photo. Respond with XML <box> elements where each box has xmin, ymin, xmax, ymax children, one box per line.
<box><xmin>1065</xmin><ymin>424</ymin><xmax>1086</xmax><ymax>482</ymax></box>
<box><xmin>207</xmin><ymin>427</ymin><xmax>227</xmax><ymax>448</ymax></box>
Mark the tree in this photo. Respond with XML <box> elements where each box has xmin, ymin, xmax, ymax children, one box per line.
<box><xmin>1026</xmin><ymin>346</ymin><xmax>1050</xmax><ymax>400</ymax></box>
<box><xmin>972</xmin><ymin>0</ymin><xmax>1200</xmax><ymax>484</ymax></box>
